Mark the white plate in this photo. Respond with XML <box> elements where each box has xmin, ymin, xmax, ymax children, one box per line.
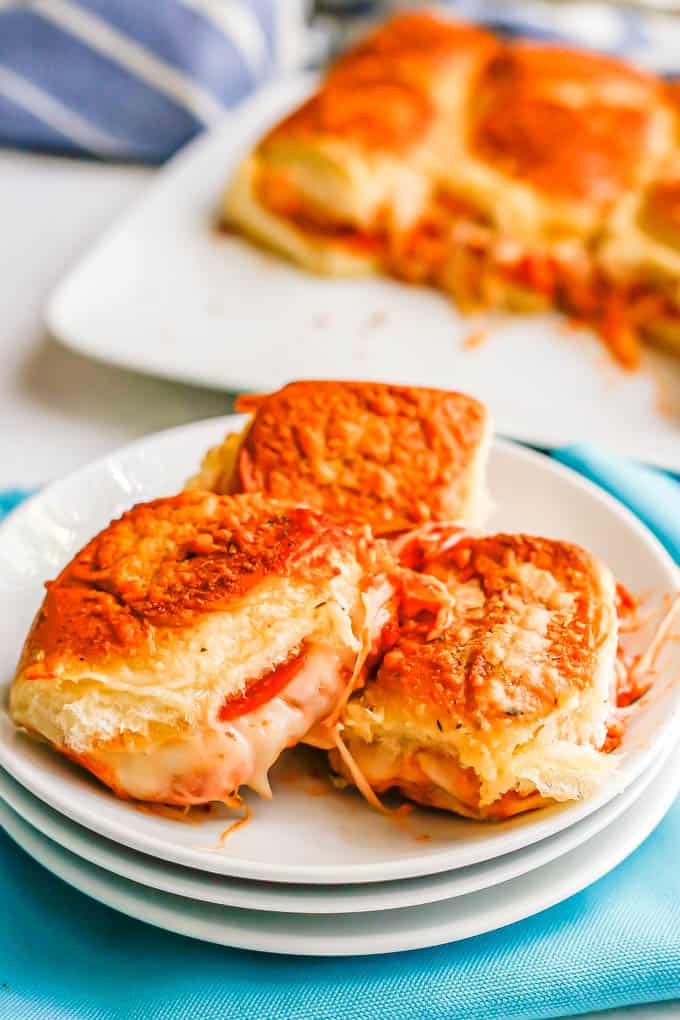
<box><xmin>0</xmin><ymin>728</ymin><xmax>673</xmax><ymax>915</ymax></box>
<box><xmin>2</xmin><ymin>743</ymin><xmax>678</xmax><ymax>955</ymax></box>
<box><xmin>0</xmin><ymin>416</ymin><xmax>678</xmax><ymax>884</ymax></box>
<box><xmin>47</xmin><ymin>76</ymin><xmax>680</xmax><ymax>472</ymax></box>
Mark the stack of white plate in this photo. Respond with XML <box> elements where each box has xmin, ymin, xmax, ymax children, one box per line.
<box><xmin>1</xmin><ymin>417</ymin><xmax>679</xmax><ymax>956</ymax></box>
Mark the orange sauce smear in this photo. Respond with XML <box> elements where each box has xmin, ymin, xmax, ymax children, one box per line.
<box><xmin>135</xmin><ymin>802</ymin><xmax>221</xmax><ymax>825</ymax></box>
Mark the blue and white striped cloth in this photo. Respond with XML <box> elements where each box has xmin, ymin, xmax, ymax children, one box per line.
<box><xmin>0</xmin><ymin>0</ymin><xmax>306</xmax><ymax>161</ymax></box>
<box><xmin>1</xmin><ymin>0</ymin><xmax>679</xmax><ymax>163</ymax></box>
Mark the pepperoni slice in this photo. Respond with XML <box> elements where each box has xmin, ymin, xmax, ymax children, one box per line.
<box><xmin>218</xmin><ymin>650</ymin><xmax>306</xmax><ymax>722</ymax></box>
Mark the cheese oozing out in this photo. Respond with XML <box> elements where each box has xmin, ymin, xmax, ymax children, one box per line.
<box><xmin>10</xmin><ymin>489</ymin><xmax>404</xmax><ymax>807</ymax></box>
<box><xmin>11</xmin><ymin>559</ymin><xmax>398</xmax><ymax>806</ymax></box>
<box><xmin>89</xmin><ymin>643</ymin><xmax>351</xmax><ymax>803</ymax></box>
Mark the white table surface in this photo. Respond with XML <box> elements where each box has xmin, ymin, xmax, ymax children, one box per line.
<box><xmin>1</xmin><ymin>149</ymin><xmax>678</xmax><ymax>1020</ymax></box>
<box><xmin>0</xmin><ymin>150</ymin><xmax>229</xmax><ymax>490</ymax></box>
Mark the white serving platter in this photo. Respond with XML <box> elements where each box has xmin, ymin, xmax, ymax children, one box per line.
<box><xmin>46</xmin><ymin>77</ymin><xmax>680</xmax><ymax>471</ymax></box>
<box><xmin>0</xmin><ymin>416</ymin><xmax>677</xmax><ymax>885</ymax></box>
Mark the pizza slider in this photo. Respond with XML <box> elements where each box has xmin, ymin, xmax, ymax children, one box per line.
<box><xmin>330</xmin><ymin>533</ymin><xmax>622</xmax><ymax>820</ymax></box>
<box><xmin>10</xmin><ymin>491</ymin><xmax>397</xmax><ymax>806</ymax></box>
<box><xmin>224</xmin><ymin>12</ymin><xmax>496</xmax><ymax>275</ymax></box>
<box><xmin>188</xmin><ymin>380</ymin><xmax>491</xmax><ymax>535</ymax></box>
<box><xmin>412</xmin><ymin>43</ymin><xmax>674</xmax><ymax>321</ymax></box>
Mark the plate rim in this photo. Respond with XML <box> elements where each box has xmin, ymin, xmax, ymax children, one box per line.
<box><xmin>1</xmin><ymin>744</ymin><xmax>678</xmax><ymax>956</ymax></box>
<box><xmin>0</xmin><ymin>728</ymin><xmax>673</xmax><ymax>915</ymax></box>
<box><xmin>0</xmin><ymin>417</ymin><xmax>678</xmax><ymax>884</ymax></box>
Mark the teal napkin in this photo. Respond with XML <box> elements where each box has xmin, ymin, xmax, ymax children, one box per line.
<box><xmin>1</xmin><ymin>448</ymin><xmax>679</xmax><ymax>1020</ymax></box>
<box><xmin>552</xmin><ymin>446</ymin><xmax>680</xmax><ymax>565</ymax></box>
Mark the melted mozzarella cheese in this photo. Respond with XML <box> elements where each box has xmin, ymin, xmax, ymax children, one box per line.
<box><xmin>94</xmin><ymin>644</ymin><xmax>348</xmax><ymax>804</ymax></box>
<box><xmin>230</xmin><ymin>643</ymin><xmax>348</xmax><ymax>796</ymax></box>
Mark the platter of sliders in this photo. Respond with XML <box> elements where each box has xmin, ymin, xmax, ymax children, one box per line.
<box><xmin>0</xmin><ymin>381</ymin><xmax>678</xmax><ymax>954</ymax></box>
<box><xmin>47</xmin><ymin>11</ymin><xmax>680</xmax><ymax>470</ymax></box>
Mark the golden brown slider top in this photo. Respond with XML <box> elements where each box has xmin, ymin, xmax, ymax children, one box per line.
<box><xmin>329</xmin><ymin>11</ymin><xmax>495</xmax><ymax>81</ymax></box>
<box><xmin>379</xmin><ymin>533</ymin><xmax>606</xmax><ymax>729</ymax></box>
<box><xmin>264</xmin><ymin>13</ymin><xmax>496</xmax><ymax>156</ymax></box>
<box><xmin>22</xmin><ymin>490</ymin><xmax>354</xmax><ymax>673</ymax></box>
<box><xmin>220</xmin><ymin>381</ymin><xmax>489</xmax><ymax>536</ymax></box>
<box><xmin>265</xmin><ymin>80</ymin><xmax>432</xmax><ymax>157</ymax></box>
<box><xmin>472</xmin><ymin>44</ymin><xmax>661</xmax><ymax>205</ymax></box>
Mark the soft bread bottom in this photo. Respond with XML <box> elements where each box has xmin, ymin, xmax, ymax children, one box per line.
<box><xmin>330</xmin><ymin>737</ymin><xmax>589</xmax><ymax>821</ymax></box>
<box><xmin>332</xmin><ymin>671</ymin><xmax>618</xmax><ymax>821</ymax></box>
<box><xmin>224</xmin><ymin>158</ymin><xmax>379</xmax><ymax>277</ymax></box>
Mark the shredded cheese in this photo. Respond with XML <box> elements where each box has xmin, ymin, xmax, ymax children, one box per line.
<box><xmin>614</xmin><ymin>591</ymin><xmax>680</xmax><ymax>715</ymax></box>
<box><xmin>389</xmin><ymin>522</ymin><xmax>471</xmax><ymax>569</ymax></box>
<box><xmin>330</xmin><ymin>727</ymin><xmax>391</xmax><ymax>816</ymax></box>
<box><xmin>218</xmin><ymin>796</ymin><xmax>252</xmax><ymax>844</ymax></box>
<box><xmin>322</xmin><ymin>576</ymin><xmax>395</xmax><ymax>729</ymax></box>
<box><xmin>394</xmin><ymin>565</ymin><xmax>455</xmax><ymax>641</ymax></box>
<box><xmin>630</xmin><ymin>593</ymin><xmax>680</xmax><ymax>685</ymax></box>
